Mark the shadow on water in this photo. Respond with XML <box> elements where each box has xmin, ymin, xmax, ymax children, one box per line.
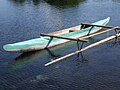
<box><xmin>10</xmin><ymin>0</ymin><xmax>87</xmax><ymax>8</ymax></box>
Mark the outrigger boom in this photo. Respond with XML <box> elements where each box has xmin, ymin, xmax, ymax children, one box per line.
<box><xmin>45</xmin><ymin>26</ymin><xmax>120</xmax><ymax>66</ymax></box>
<box><xmin>40</xmin><ymin>33</ymin><xmax>88</xmax><ymax>42</ymax></box>
<box><xmin>81</xmin><ymin>23</ymin><xmax>120</xmax><ymax>30</ymax></box>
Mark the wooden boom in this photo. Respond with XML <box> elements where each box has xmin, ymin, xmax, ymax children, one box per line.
<box><xmin>81</xmin><ymin>23</ymin><xmax>120</xmax><ymax>30</ymax></box>
<box><xmin>45</xmin><ymin>32</ymin><xmax>120</xmax><ymax>66</ymax></box>
<box><xmin>40</xmin><ymin>33</ymin><xmax>88</xmax><ymax>42</ymax></box>
<box><xmin>82</xmin><ymin>27</ymin><xmax>118</xmax><ymax>38</ymax></box>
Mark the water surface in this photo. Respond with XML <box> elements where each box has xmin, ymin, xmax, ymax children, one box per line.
<box><xmin>0</xmin><ymin>0</ymin><xmax>120</xmax><ymax>89</ymax></box>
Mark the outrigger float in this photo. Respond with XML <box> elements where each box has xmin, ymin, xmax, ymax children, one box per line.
<box><xmin>3</xmin><ymin>17</ymin><xmax>120</xmax><ymax>66</ymax></box>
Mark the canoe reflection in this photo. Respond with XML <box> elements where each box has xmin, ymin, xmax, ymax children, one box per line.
<box><xmin>7</xmin><ymin>43</ymin><xmax>88</xmax><ymax>69</ymax></box>
<box><xmin>7</xmin><ymin>49</ymin><xmax>61</xmax><ymax>69</ymax></box>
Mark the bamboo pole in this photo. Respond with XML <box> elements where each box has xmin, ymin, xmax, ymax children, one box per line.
<box><xmin>82</xmin><ymin>27</ymin><xmax>118</xmax><ymax>38</ymax></box>
<box><xmin>81</xmin><ymin>23</ymin><xmax>120</xmax><ymax>30</ymax></box>
<box><xmin>45</xmin><ymin>33</ymin><xmax>120</xmax><ymax>66</ymax></box>
<box><xmin>40</xmin><ymin>33</ymin><xmax>88</xmax><ymax>42</ymax></box>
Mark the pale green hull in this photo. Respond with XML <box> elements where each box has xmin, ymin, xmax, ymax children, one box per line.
<box><xmin>3</xmin><ymin>17</ymin><xmax>110</xmax><ymax>52</ymax></box>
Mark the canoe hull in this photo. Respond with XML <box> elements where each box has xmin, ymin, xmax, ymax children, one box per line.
<box><xmin>3</xmin><ymin>17</ymin><xmax>110</xmax><ymax>52</ymax></box>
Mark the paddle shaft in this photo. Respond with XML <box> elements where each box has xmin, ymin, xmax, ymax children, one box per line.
<box><xmin>45</xmin><ymin>33</ymin><xmax>120</xmax><ymax>66</ymax></box>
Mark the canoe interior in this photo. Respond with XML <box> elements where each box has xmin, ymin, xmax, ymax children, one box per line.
<box><xmin>3</xmin><ymin>17</ymin><xmax>110</xmax><ymax>52</ymax></box>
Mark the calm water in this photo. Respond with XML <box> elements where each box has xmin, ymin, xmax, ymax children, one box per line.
<box><xmin>0</xmin><ymin>0</ymin><xmax>120</xmax><ymax>90</ymax></box>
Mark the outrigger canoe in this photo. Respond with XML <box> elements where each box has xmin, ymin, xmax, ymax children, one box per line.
<box><xmin>3</xmin><ymin>17</ymin><xmax>110</xmax><ymax>52</ymax></box>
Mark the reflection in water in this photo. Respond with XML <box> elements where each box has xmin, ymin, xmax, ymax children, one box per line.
<box><xmin>7</xmin><ymin>49</ymin><xmax>60</xmax><ymax>69</ymax></box>
<box><xmin>112</xmin><ymin>0</ymin><xmax>120</xmax><ymax>3</ymax></box>
<box><xmin>45</xmin><ymin>0</ymin><xmax>87</xmax><ymax>8</ymax></box>
<box><xmin>7</xmin><ymin>47</ymin><xmax>67</xmax><ymax>69</ymax></box>
<box><xmin>30</xmin><ymin>75</ymin><xmax>49</xmax><ymax>83</ymax></box>
<box><xmin>105</xmin><ymin>38</ymin><xmax>120</xmax><ymax>48</ymax></box>
<box><xmin>10</xmin><ymin>0</ymin><xmax>120</xmax><ymax>7</ymax></box>
<box><xmin>11</xmin><ymin>0</ymin><xmax>26</xmax><ymax>4</ymax></box>
<box><xmin>7</xmin><ymin>51</ymin><xmax>43</xmax><ymax>69</ymax></box>
<box><xmin>11</xmin><ymin>0</ymin><xmax>42</xmax><ymax>5</ymax></box>
<box><xmin>11</xmin><ymin>0</ymin><xmax>87</xmax><ymax>8</ymax></box>
<box><xmin>32</xmin><ymin>0</ymin><xmax>42</xmax><ymax>5</ymax></box>
<box><xmin>7</xmin><ymin>41</ymin><xmax>88</xmax><ymax>69</ymax></box>
<box><xmin>46</xmin><ymin>0</ymin><xmax>86</xmax><ymax>7</ymax></box>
